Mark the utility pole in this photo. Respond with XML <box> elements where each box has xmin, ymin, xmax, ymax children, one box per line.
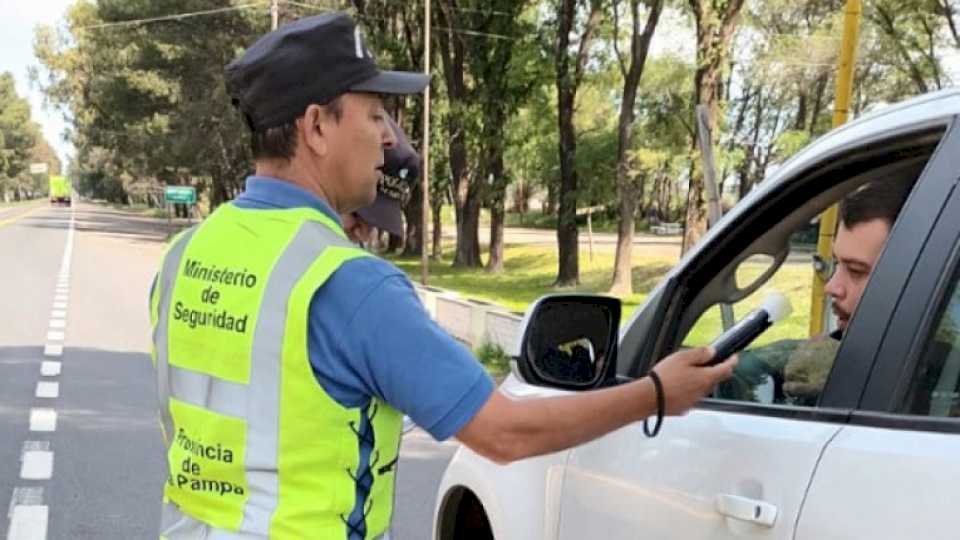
<box><xmin>421</xmin><ymin>0</ymin><xmax>431</xmax><ymax>285</ymax></box>
<box><xmin>271</xmin><ymin>0</ymin><xmax>279</xmax><ymax>30</ymax></box>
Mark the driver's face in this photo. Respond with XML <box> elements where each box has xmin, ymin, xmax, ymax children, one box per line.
<box><xmin>824</xmin><ymin>218</ymin><xmax>891</xmax><ymax>331</ymax></box>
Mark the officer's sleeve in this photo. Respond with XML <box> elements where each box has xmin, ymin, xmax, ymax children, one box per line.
<box><xmin>337</xmin><ymin>274</ymin><xmax>494</xmax><ymax>441</ymax></box>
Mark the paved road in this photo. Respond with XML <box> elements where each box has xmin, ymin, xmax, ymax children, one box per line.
<box><xmin>0</xmin><ymin>202</ymin><xmax>455</xmax><ymax>539</ymax></box>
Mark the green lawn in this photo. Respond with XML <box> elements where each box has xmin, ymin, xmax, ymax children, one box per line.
<box><xmin>390</xmin><ymin>243</ymin><xmax>672</xmax><ymax>317</ymax></box>
<box><xmin>389</xmin><ymin>243</ymin><xmax>815</xmax><ymax>350</ymax></box>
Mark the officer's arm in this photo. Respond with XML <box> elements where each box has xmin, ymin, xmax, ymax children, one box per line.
<box><xmin>455</xmin><ymin>347</ymin><xmax>735</xmax><ymax>464</ymax></box>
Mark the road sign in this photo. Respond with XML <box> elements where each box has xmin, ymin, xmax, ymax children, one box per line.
<box><xmin>164</xmin><ymin>186</ymin><xmax>196</xmax><ymax>205</ymax></box>
<box><xmin>29</xmin><ymin>163</ymin><xmax>49</xmax><ymax>174</ymax></box>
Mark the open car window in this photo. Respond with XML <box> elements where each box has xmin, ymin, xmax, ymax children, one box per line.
<box><xmin>663</xmin><ymin>132</ymin><xmax>943</xmax><ymax>409</ymax></box>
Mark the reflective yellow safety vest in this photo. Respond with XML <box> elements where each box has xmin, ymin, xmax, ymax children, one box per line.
<box><xmin>150</xmin><ymin>203</ymin><xmax>402</xmax><ymax>539</ymax></box>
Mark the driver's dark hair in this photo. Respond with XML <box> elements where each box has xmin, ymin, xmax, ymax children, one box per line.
<box><xmin>840</xmin><ymin>177</ymin><xmax>912</xmax><ymax>229</ymax></box>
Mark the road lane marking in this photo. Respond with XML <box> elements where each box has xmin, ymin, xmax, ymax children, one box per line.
<box><xmin>50</xmin><ymin>310</ymin><xmax>66</xmax><ymax>319</ymax></box>
<box><xmin>35</xmin><ymin>382</ymin><xmax>58</xmax><ymax>399</ymax></box>
<box><xmin>7</xmin><ymin>487</ymin><xmax>47</xmax><ymax>540</ymax></box>
<box><xmin>48</xmin><ymin>320</ymin><xmax>65</xmax><ymax>329</ymax></box>
<box><xmin>42</xmin><ymin>344</ymin><xmax>62</xmax><ymax>357</ymax></box>
<box><xmin>0</xmin><ymin>205</ymin><xmax>44</xmax><ymax>229</ymax></box>
<box><xmin>6</xmin><ymin>505</ymin><xmax>48</xmax><ymax>540</ymax></box>
<box><xmin>19</xmin><ymin>442</ymin><xmax>53</xmax><ymax>480</ymax></box>
<box><xmin>53</xmin><ymin>295</ymin><xmax>67</xmax><ymax>303</ymax></box>
<box><xmin>29</xmin><ymin>409</ymin><xmax>57</xmax><ymax>432</ymax></box>
<box><xmin>45</xmin><ymin>331</ymin><xmax>64</xmax><ymax>341</ymax></box>
<box><xmin>52</xmin><ymin>301</ymin><xmax>66</xmax><ymax>310</ymax></box>
<box><xmin>40</xmin><ymin>362</ymin><xmax>61</xmax><ymax>377</ymax></box>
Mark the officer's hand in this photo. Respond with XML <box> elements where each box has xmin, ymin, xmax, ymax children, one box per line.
<box><xmin>651</xmin><ymin>347</ymin><xmax>737</xmax><ymax>415</ymax></box>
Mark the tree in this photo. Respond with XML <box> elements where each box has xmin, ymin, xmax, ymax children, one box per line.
<box><xmin>0</xmin><ymin>72</ymin><xmax>40</xmax><ymax>200</ymax></box>
<box><xmin>35</xmin><ymin>0</ymin><xmax>265</xmax><ymax>210</ymax></box>
<box><xmin>683</xmin><ymin>0</ymin><xmax>746</xmax><ymax>253</ymax></box>
<box><xmin>468</xmin><ymin>1</ymin><xmax>542</xmax><ymax>273</ymax></box>
<box><xmin>608</xmin><ymin>0</ymin><xmax>665</xmax><ymax>295</ymax></box>
<box><xmin>553</xmin><ymin>0</ymin><xmax>604</xmax><ymax>286</ymax></box>
<box><xmin>436</xmin><ymin>0</ymin><xmax>483</xmax><ymax>267</ymax></box>
<box><xmin>867</xmin><ymin>0</ymin><xmax>947</xmax><ymax>95</ymax></box>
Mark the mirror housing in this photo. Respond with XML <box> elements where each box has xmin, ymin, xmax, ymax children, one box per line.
<box><xmin>512</xmin><ymin>295</ymin><xmax>621</xmax><ymax>390</ymax></box>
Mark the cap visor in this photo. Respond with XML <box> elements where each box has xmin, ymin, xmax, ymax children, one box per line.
<box><xmin>356</xmin><ymin>194</ymin><xmax>404</xmax><ymax>237</ymax></box>
<box><xmin>350</xmin><ymin>70</ymin><xmax>430</xmax><ymax>95</ymax></box>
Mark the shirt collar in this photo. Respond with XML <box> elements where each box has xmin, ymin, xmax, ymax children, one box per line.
<box><xmin>236</xmin><ymin>175</ymin><xmax>342</xmax><ymax>227</ymax></box>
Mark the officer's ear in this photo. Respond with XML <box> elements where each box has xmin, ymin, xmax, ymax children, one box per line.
<box><xmin>301</xmin><ymin>103</ymin><xmax>333</xmax><ymax>157</ymax></box>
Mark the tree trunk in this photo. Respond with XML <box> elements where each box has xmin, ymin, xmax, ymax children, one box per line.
<box><xmin>402</xmin><ymin>181</ymin><xmax>423</xmax><ymax>256</ymax></box>
<box><xmin>556</xmin><ymin>90</ymin><xmax>580</xmax><ymax>286</ymax></box>
<box><xmin>684</xmin><ymin>0</ymin><xmax>746</xmax><ymax>253</ymax></box>
<box><xmin>431</xmin><ymin>200</ymin><xmax>443</xmax><ymax>260</ymax></box>
<box><xmin>487</xmin><ymin>197</ymin><xmax>505</xmax><ymax>273</ymax></box>
<box><xmin>553</xmin><ymin>0</ymin><xmax>602</xmax><ymax>287</ymax></box>
<box><xmin>455</xmin><ymin>188</ymin><xmax>483</xmax><ymax>267</ymax></box>
<box><xmin>437</xmin><ymin>0</ymin><xmax>481</xmax><ymax>268</ymax></box>
<box><xmin>611</xmin><ymin>193</ymin><xmax>638</xmax><ymax>294</ymax></box>
<box><xmin>610</xmin><ymin>0</ymin><xmax>664</xmax><ymax>295</ymax></box>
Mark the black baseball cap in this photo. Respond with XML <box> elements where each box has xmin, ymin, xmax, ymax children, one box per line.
<box><xmin>356</xmin><ymin>118</ymin><xmax>418</xmax><ymax>236</ymax></box>
<box><xmin>225</xmin><ymin>12</ymin><xmax>430</xmax><ymax>131</ymax></box>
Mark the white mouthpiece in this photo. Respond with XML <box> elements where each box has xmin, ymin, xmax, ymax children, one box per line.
<box><xmin>759</xmin><ymin>291</ymin><xmax>792</xmax><ymax>323</ymax></box>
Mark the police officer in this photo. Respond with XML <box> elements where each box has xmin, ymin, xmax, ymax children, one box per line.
<box><xmin>150</xmin><ymin>12</ymin><xmax>735</xmax><ymax>539</ymax></box>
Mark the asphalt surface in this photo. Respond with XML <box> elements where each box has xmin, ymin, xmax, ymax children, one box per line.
<box><xmin>0</xmin><ymin>201</ymin><xmax>456</xmax><ymax>539</ymax></box>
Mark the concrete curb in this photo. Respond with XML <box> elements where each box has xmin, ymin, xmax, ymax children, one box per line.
<box><xmin>413</xmin><ymin>285</ymin><xmax>523</xmax><ymax>353</ymax></box>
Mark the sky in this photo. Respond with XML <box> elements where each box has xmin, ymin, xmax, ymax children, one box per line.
<box><xmin>2</xmin><ymin>0</ymin><xmax>77</xmax><ymax>166</ymax></box>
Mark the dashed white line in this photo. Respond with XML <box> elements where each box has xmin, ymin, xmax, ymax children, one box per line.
<box><xmin>28</xmin><ymin>409</ymin><xmax>57</xmax><ymax>432</ymax></box>
<box><xmin>53</xmin><ymin>295</ymin><xmax>67</xmax><ymax>303</ymax></box>
<box><xmin>44</xmin><ymin>331</ymin><xmax>64</xmax><ymax>342</ymax></box>
<box><xmin>35</xmin><ymin>382</ymin><xmax>59</xmax><ymax>399</ymax></box>
<box><xmin>48</xmin><ymin>320</ymin><xmax>65</xmax><ymax>330</ymax></box>
<box><xmin>19</xmin><ymin>442</ymin><xmax>53</xmax><ymax>480</ymax></box>
<box><xmin>52</xmin><ymin>302</ymin><xmax>67</xmax><ymax>310</ymax></box>
<box><xmin>6</xmin><ymin>487</ymin><xmax>47</xmax><ymax>540</ymax></box>
<box><xmin>6</xmin><ymin>505</ymin><xmax>48</xmax><ymax>540</ymax></box>
<box><xmin>39</xmin><ymin>362</ymin><xmax>61</xmax><ymax>377</ymax></box>
<box><xmin>42</xmin><ymin>344</ymin><xmax>62</xmax><ymax>357</ymax></box>
<box><xmin>50</xmin><ymin>310</ymin><xmax>66</xmax><ymax>319</ymax></box>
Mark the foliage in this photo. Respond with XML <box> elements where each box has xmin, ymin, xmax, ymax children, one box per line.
<box><xmin>0</xmin><ymin>72</ymin><xmax>45</xmax><ymax>199</ymax></box>
<box><xmin>474</xmin><ymin>342</ymin><xmax>513</xmax><ymax>380</ymax></box>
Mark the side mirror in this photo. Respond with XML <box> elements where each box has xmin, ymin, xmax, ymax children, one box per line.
<box><xmin>513</xmin><ymin>295</ymin><xmax>621</xmax><ymax>390</ymax></box>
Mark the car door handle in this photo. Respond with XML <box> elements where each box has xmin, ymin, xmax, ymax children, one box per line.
<box><xmin>714</xmin><ymin>494</ymin><xmax>778</xmax><ymax>527</ymax></box>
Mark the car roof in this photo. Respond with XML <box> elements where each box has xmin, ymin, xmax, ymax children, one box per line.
<box><xmin>681</xmin><ymin>88</ymin><xmax>960</xmax><ymax>269</ymax></box>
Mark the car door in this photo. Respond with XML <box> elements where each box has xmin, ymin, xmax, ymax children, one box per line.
<box><xmin>556</xmin><ymin>122</ymin><xmax>956</xmax><ymax>540</ymax></box>
<box><xmin>795</xmin><ymin>133</ymin><xmax>960</xmax><ymax>539</ymax></box>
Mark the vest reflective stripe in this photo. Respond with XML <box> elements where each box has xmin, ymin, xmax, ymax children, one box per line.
<box><xmin>154</xmin><ymin>227</ymin><xmax>197</xmax><ymax>443</ymax></box>
<box><xmin>153</xmin><ymin>205</ymin><xmax>402</xmax><ymax>539</ymax></box>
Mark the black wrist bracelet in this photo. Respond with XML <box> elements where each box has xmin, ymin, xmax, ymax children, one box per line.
<box><xmin>643</xmin><ymin>370</ymin><xmax>665</xmax><ymax>438</ymax></box>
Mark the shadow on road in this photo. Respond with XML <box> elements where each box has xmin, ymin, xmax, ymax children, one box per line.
<box><xmin>24</xmin><ymin>204</ymin><xmax>187</xmax><ymax>246</ymax></box>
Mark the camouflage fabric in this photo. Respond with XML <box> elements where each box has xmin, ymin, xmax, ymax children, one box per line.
<box><xmin>716</xmin><ymin>336</ymin><xmax>840</xmax><ymax>406</ymax></box>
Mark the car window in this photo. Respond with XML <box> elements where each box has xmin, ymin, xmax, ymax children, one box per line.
<box><xmin>682</xmin><ymin>232</ymin><xmax>834</xmax><ymax>407</ymax></box>
<box><xmin>675</xmin><ymin>166</ymin><xmax>926</xmax><ymax>408</ymax></box>
<box><xmin>900</xmin><ymin>258</ymin><xmax>960</xmax><ymax>417</ymax></box>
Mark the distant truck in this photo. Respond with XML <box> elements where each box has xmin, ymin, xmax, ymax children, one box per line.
<box><xmin>49</xmin><ymin>175</ymin><xmax>71</xmax><ymax>206</ymax></box>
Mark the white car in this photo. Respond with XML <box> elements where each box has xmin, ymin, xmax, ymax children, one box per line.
<box><xmin>432</xmin><ymin>89</ymin><xmax>960</xmax><ymax>539</ymax></box>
